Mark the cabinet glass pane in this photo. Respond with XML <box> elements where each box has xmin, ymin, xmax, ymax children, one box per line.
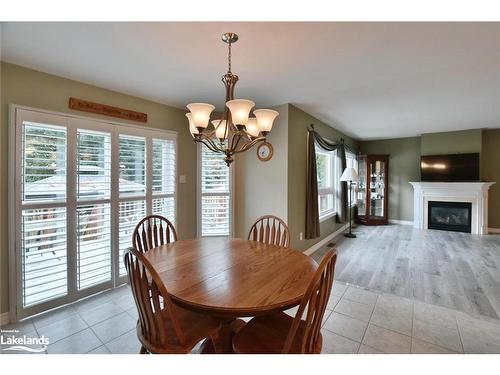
<box><xmin>357</xmin><ymin>158</ymin><xmax>367</xmax><ymax>216</ymax></box>
<box><xmin>369</xmin><ymin>160</ymin><xmax>385</xmax><ymax>218</ymax></box>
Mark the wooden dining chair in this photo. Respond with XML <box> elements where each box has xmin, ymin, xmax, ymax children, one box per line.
<box><xmin>124</xmin><ymin>247</ymin><xmax>222</xmax><ymax>354</ymax></box>
<box><xmin>132</xmin><ymin>215</ymin><xmax>177</xmax><ymax>253</ymax></box>
<box><xmin>232</xmin><ymin>249</ymin><xmax>337</xmax><ymax>354</ymax></box>
<box><xmin>248</xmin><ymin>215</ymin><xmax>290</xmax><ymax>248</ymax></box>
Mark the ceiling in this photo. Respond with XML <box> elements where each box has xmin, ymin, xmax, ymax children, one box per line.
<box><xmin>2</xmin><ymin>22</ymin><xmax>499</xmax><ymax>140</ymax></box>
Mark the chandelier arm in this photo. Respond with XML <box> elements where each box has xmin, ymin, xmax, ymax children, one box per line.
<box><xmin>200</xmin><ymin>127</ymin><xmax>217</xmax><ymax>139</ymax></box>
<box><xmin>229</xmin><ymin>131</ymin><xmax>241</xmax><ymax>152</ymax></box>
<box><xmin>234</xmin><ymin>137</ymin><xmax>266</xmax><ymax>154</ymax></box>
<box><xmin>196</xmin><ymin>137</ymin><xmax>223</xmax><ymax>153</ymax></box>
<box><xmin>206</xmin><ymin>137</ymin><xmax>225</xmax><ymax>153</ymax></box>
<box><xmin>195</xmin><ymin>138</ymin><xmax>218</xmax><ymax>153</ymax></box>
<box><xmin>232</xmin><ymin>132</ymin><xmax>244</xmax><ymax>152</ymax></box>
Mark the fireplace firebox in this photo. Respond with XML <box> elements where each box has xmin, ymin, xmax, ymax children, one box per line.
<box><xmin>428</xmin><ymin>201</ymin><xmax>472</xmax><ymax>233</ymax></box>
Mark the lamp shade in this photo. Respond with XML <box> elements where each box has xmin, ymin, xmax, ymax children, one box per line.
<box><xmin>186</xmin><ymin>103</ymin><xmax>215</xmax><ymax>128</ymax></box>
<box><xmin>254</xmin><ymin>109</ymin><xmax>279</xmax><ymax>132</ymax></box>
<box><xmin>212</xmin><ymin>119</ymin><xmax>228</xmax><ymax>140</ymax></box>
<box><xmin>226</xmin><ymin>99</ymin><xmax>255</xmax><ymax>126</ymax></box>
<box><xmin>245</xmin><ymin>117</ymin><xmax>260</xmax><ymax>137</ymax></box>
<box><xmin>186</xmin><ymin>113</ymin><xmax>198</xmax><ymax>135</ymax></box>
<box><xmin>340</xmin><ymin>167</ymin><xmax>359</xmax><ymax>182</ymax></box>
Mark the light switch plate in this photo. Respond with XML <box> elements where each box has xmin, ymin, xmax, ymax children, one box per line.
<box><xmin>179</xmin><ymin>175</ymin><xmax>187</xmax><ymax>184</ymax></box>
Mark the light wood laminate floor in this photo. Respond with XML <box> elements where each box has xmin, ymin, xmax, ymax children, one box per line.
<box><xmin>313</xmin><ymin>224</ymin><xmax>500</xmax><ymax>321</ymax></box>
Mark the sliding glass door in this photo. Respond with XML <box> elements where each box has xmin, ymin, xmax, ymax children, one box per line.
<box><xmin>11</xmin><ymin>107</ymin><xmax>177</xmax><ymax>319</ymax></box>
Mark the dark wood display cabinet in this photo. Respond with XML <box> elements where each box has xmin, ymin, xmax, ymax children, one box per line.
<box><xmin>355</xmin><ymin>154</ymin><xmax>389</xmax><ymax>225</ymax></box>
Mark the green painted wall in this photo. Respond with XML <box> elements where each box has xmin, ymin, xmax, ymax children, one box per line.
<box><xmin>287</xmin><ymin>105</ymin><xmax>359</xmax><ymax>251</ymax></box>
<box><xmin>0</xmin><ymin>62</ymin><xmax>197</xmax><ymax>314</ymax></box>
<box><xmin>481</xmin><ymin>129</ymin><xmax>500</xmax><ymax>228</ymax></box>
<box><xmin>361</xmin><ymin>129</ymin><xmax>500</xmax><ymax>227</ymax></box>
<box><xmin>360</xmin><ymin>137</ymin><xmax>421</xmax><ymax>222</ymax></box>
<box><xmin>234</xmin><ymin>104</ymin><xmax>289</xmax><ymax>239</ymax></box>
<box><xmin>421</xmin><ymin>129</ymin><xmax>482</xmax><ymax>156</ymax></box>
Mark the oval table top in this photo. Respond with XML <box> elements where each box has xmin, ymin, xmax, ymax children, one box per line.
<box><xmin>142</xmin><ymin>237</ymin><xmax>318</xmax><ymax>317</ymax></box>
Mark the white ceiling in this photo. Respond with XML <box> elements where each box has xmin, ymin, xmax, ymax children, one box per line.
<box><xmin>2</xmin><ymin>22</ymin><xmax>499</xmax><ymax>140</ymax></box>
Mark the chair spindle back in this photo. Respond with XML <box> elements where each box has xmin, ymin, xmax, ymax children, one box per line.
<box><xmin>248</xmin><ymin>215</ymin><xmax>290</xmax><ymax>248</ymax></box>
<box><xmin>282</xmin><ymin>250</ymin><xmax>337</xmax><ymax>354</ymax></box>
<box><xmin>132</xmin><ymin>215</ymin><xmax>177</xmax><ymax>253</ymax></box>
<box><xmin>124</xmin><ymin>247</ymin><xmax>185</xmax><ymax>348</ymax></box>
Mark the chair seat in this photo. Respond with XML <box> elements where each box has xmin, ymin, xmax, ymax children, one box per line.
<box><xmin>137</xmin><ymin>304</ymin><xmax>221</xmax><ymax>354</ymax></box>
<box><xmin>232</xmin><ymin>311</ymin><xmax>322</xmax><ymax>354</ymax></box>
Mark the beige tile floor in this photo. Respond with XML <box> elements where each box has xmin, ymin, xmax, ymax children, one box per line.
<box><xmin>3</xmin><ymin>280</ymin><xmax>500</xmax><ymax>354</ymax></box>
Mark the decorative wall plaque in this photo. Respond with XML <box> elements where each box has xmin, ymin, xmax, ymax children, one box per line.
<box><xmin>69</xmin><ymin>97</ymin><xmax>147</xmax><ymax>123</ymax></box>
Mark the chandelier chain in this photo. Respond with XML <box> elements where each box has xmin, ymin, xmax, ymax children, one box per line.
<box><xmin>228</xmin><ymin>41</ymin><xmax>232</xmax><ymax>73</ymax></box>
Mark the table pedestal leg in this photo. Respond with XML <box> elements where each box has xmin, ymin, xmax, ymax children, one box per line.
<box><xmin>200</xmin><ymin>318</ymin><xmax>246</xmax><ymax>354</ymax></box>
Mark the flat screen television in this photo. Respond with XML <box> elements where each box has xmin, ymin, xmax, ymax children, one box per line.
<box><xmin>420</xmin><ymin>153</ymin><xmax>480</xmax><ymax>182</ymax></box>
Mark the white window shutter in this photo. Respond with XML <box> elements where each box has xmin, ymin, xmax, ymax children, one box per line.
<box><xmin>200</xmin><ymin>145</ymin><xmax>231</xmax><ymax>236</ymax></box>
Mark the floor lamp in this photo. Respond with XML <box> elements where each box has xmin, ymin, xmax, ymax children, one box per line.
<box><xmin>340</xmin><ymin>167</ymin><xmax>359</xmax><ymax>238</ymax></box>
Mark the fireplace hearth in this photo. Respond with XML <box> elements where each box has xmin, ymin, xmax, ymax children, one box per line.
<box><xmin>428</xmin><ymin>201</ymin><xmax>472</xmax><ymax>233</ymax></box>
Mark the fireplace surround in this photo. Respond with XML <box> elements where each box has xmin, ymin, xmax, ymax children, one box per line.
<box><xmin>409</xmin><ymin>182</ymin><xmax>495</xmax><ymax>235</ymax></box>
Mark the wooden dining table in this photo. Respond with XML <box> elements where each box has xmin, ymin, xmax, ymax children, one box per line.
<box><xmin>142</xmin><ymin>237</ymin><xmax>318</xmax><ymax>353</ymax></box>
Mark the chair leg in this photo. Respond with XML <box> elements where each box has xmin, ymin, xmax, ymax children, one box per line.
<box><xmin>139</xmin><ymin>345</ymin><xmax>148</xmax><ymax>354</ymax></box>
<box><xmin>209</xmin><ymin>331</ymin><xmax>224</xmax><ymax>354</ymax></box>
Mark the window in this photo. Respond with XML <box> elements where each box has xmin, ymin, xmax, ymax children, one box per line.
<box><xmin>316</xmin><ymin>146</ymin><xmax>358</xmax><ymax>220</ymax></box>
<box><xmin>12</xmin><ymin>107</ymin><xmax>176</xmax><ymax>319</ymax></box>
<box><xmin>151</xmin><ymin>138</ymin><xmax>176</xmax><ymax>222</ymax></box>
<box><xmin>345</xmin><ymin>151</ymin><xmax>359</xmax><ymax>207</ymax></box>
<box><xmin>316</xmin><ymin>146</ymin><xmax>337</xmax><ymax>220</ymax></box>
<box><xmin>198</xmin><ymin>144</ymin><xmax>232</xmax><ymax>236</ymax></box>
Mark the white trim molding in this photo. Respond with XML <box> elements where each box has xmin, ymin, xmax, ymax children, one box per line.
<box><xmin>489</xmin><ymin>228</ymin><xmax>500</xmax><ymax>234</ymax></box>
<box><xmin>304</xmin><ymin>223</ymin><xmax>349</xmax><ymax>256</ymax></box>
<box><xmin>389</xmin><ymin>219</ymin><xmax>413</xmax><ymax>226</ymax></box>
<box><xmin>409</xmin><ymin>182</ymin><xmax>495</xmax><ymax>235</ymax></box>
<box><xmin>0</xmin><ymin>312</ymin><xmax>10</xmax><ymax>326</ymax></box>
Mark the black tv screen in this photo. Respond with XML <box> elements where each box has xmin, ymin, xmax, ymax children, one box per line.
<box><xmin>420</xmin><ymin>153</ymin><xmax>480</xmax><ymax>182</ymax></box>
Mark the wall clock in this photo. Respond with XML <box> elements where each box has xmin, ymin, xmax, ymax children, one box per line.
<box><xmin>257</xmin><ymin>142</ymin><xmax>273</xmax><ymax>162</ymax></box>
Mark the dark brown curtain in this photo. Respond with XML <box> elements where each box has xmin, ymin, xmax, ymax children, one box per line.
<box><xmin>306</xmin><ymin>125</ymin><xmax>354</xmax><ymax>239</ymax></box>
<box><xmin>306</xmin><ymin>131</ymin><xmax>320</xmax><ymax>239</ymax></box>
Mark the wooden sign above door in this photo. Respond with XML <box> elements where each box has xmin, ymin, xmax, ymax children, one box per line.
<box><xmin>69</xmin><ymin>97</ymin><xmax>148</xmax><ymax>123</ymax></box>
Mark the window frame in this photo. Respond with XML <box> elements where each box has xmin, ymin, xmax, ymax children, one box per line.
<box><xmin>345</xmin><ymin>151</ymin><xmax>359</xmax><ymax>208</ymax></box>
<box><xmin>316</xmin><ymin>146</ymin><xmax>337</xmax><ymax>222</ymax></box>
<box><xmin>9</xmin><ymin>104</ymin><xmax>177</xmax><ymax>321</ymax></box>
<box><xmin>196</xmin><ymin>144</ymin><xmax>234</xmax><ymax>237</ymax></box>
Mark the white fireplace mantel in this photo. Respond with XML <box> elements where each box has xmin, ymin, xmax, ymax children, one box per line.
<box><xmin>409</xmin><ymin>182</ymin><xmax>495</xmax><ymax>235</ymax></box>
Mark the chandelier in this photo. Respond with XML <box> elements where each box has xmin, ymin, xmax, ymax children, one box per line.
<box><xmin>185</xmin><ymin>32</ymin><xmax>279</xmax><ymax>166</ymax></box>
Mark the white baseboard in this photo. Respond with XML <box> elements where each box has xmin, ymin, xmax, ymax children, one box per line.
<box><xmin>304</xmin><ymin>223</ymin><xmax>349</xmax><ymax>256</ymax></box>
<box><xmin>489</xmin><ymin>228</ymin><xmax>500</xmax><ymax>234</ymax></box>
<box><xmin>0</xmin><ymin>311</ymin><xmax>10</xmax><ymax>326</ymax></box>
<box><xmin>389</xmin><ymin>219</ymin><xmax>413</xmax><ymax>226</ymax></box>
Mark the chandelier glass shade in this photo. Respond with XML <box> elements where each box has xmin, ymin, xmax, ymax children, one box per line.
<box><xmin>186</xmin><ymin>32</ymin><xmax>279</xmax><ymax>166</ymax></box>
